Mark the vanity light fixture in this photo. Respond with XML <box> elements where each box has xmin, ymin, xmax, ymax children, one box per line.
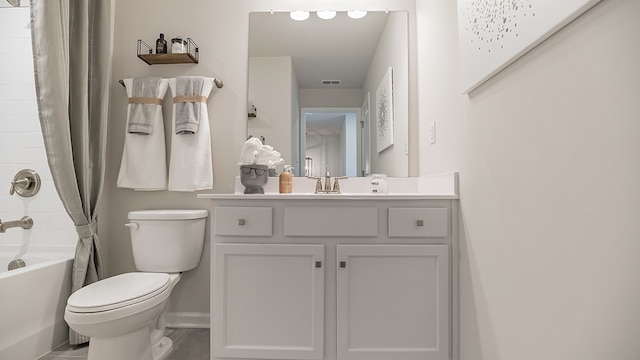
<box><xmin>317</xmin><ymin>10</ymin><xmax>336</xmax><ymax>20</ymax></box>
<box><xmin>290</xmin><ymin>11</ymin><xmax>310</xmax><ymax>21</ymax></box>
<box><xmin>347</xmin><ymin>10</ymin><xmax>367</xmax><ymax>19</ymax></box>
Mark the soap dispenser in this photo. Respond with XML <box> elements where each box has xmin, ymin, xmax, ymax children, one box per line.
<box><xmin>279</xmin><ymin>165</ymin><xmax>293</xmax><ymax>193</ymax></box>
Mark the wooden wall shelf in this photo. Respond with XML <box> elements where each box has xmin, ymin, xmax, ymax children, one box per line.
<box><xmin>136</xmin><ymin>38</ymin><xmax>199</xmax><ymax>65</ymax></box>
<box><xmin>137</xmin><ymin>53</ymin><xmax>198</xmax><ymax>65</ymax></box>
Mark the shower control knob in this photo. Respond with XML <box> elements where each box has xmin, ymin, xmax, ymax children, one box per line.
<box><xmin>10</xmin><ymin>178</ymin><xmax>30</xmax><ymax>195</ymax></box>
<box><xmin>8</xmin><ymin>169</ymin><xmax>40</xmax><ymax>197</ymax></box>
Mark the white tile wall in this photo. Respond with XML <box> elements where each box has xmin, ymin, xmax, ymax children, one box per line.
<box><xmin>0</xmin><ymin>8</ymin><xmax>75</xmax><ymax>253</ymax></box>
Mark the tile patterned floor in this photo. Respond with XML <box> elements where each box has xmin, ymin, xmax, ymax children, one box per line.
<box><xmin>37</xmin><ymin>328</ymin><xmax>209</xmax><ymax>360</ymax></box>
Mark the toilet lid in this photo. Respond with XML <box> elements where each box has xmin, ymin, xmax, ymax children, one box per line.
<box><xmin>66</xmin><ymin>273</ymin><xmax>171</xmax><ymax>313</ymax></box>
<box><xmin>128</xmin><ymin>209</ymin><xmax>208</xmax><ymax>220</ymax></box>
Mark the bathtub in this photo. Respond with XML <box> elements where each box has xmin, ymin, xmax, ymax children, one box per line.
<box><xmin>0</xmin><ymin>251</ymin><xmax>74</xmax><ymax>360</ymax></box>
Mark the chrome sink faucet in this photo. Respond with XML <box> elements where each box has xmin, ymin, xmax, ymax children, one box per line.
<box><xmin>0</xmin><ymin>216</ymin><xmax>33</xmax><ymax>233</ymax></box>
<box><xmin>307</xmin><ymin>171</ymin><xmax>348</xmax><ymax>194</ymax></box>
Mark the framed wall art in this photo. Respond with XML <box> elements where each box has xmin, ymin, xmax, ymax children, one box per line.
<box><xmin>457</xmin><ymin>0</ymin><xmax>602</xmax><ymax>93</ymax></box>
<box><xmin>376</xmin><ymin>67</ymin><xmax>394</xmax><ymax>153</ymax></box>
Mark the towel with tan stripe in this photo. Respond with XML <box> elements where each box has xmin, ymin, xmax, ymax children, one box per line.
<box><xmin>173</xmin><ymin>76</ymin><xmax>206</xmax><ymax>134</ymax></box>
<box><xmin>127</xmin><ymin>77</ymin><xmax>164</xmax><ymax>134</ymax></box>
<box><xmin>167</xmin><ymin>77</ymin><xmax>217</xmax><ymax>191</ymax></box>
<box><xmin>117</xmin><ymin>77</ymin><xmax>170</xmax><ymax>190</ymax></box>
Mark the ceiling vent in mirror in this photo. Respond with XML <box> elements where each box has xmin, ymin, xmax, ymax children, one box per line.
<box><xmin>321</xmin><ymin>80</ymin><xmax>341</xmax><ymax>86</ymax></box>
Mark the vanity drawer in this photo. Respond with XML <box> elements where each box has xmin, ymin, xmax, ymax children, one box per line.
<box><xmin>214</xmin><ymin>207</ymin><xmax>272</xmax><ymax>237</ymax></box>
<box><xmin>284</xmin><ymin>207</ymin><xmax>378</xmax><ymax>237</ymax></box>
<box><xmin>388</xmin><ymin>208</ymin><xmax>448</xmax><ymax>238</ymax></box>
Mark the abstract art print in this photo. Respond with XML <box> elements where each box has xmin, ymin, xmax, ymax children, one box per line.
<box><xmin>376</xmin><ymin>67</ymin><xmax>394</xmax><ymax>153</ymax></box>
<box><xmin>457</xmin><ymin>0</ymin><xmax>601</xmax><ymax>93</ymax></box>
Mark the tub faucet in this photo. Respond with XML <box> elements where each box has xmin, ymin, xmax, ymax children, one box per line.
<box><xmin>0</xmin><ymin>216</ymin><xmax>33</xmax><ymax>233</ymax></box>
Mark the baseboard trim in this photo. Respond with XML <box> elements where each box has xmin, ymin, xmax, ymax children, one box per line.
<box><xmin>166</xmin><ymin>312</ymin><xmax>210</xmax><ymax>329</ymax></box>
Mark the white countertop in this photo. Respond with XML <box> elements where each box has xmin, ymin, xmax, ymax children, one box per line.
<box><xmin>197</xmin><ymin>172</ymin><xmax>459</xmax><ymax>200</ymax></box>
<box><xmin>197</xmin><ymin>193</ymin><xmax>458</xmax><ymax>200</ymax></box>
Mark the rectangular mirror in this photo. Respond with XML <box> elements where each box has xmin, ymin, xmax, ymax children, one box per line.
<box><xmin>248</xmin><ymin>11</ymin><xmax>409</xmax><ymax>177</ymax></box>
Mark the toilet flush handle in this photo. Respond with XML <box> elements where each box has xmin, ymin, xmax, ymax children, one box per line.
<box><xmin>124</xmin><ymin>222</ymin><xmax>139</xmax><ymax>230</ymax></box>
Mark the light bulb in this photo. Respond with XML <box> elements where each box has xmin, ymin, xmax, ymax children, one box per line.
<box><xmin>347</xmin><ymin>10</ymin><xmax>367</xmax><ymax>19</ymax></box>
<box><xmin>290</xmin><ymin>11</ymin><xmax>310</xmax><ymax>21</ymax></box>
<box><xmin>317</xmin><ymin>10</ymin><xmax>336</xmax><ymax>20</ymax></box>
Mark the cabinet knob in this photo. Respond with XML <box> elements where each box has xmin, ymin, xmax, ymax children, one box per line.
<box><xmin>416</xmin><ymin>219</ymin><xmax>424</xmax><ymax>227</ymax></box>
<box><xmin>238</xmin><ymin>219</ymin><xmax>246</xmax><ymax>226</ymax></box>
<box><xmin>339</xmin><ymin>261</ymin><xmax>346</xmax><ymax>269</ymax></box>
<box><xmin>315</xmin><ymin>261</ymin><xmax>322</xmax><ymax>268</ymax></box>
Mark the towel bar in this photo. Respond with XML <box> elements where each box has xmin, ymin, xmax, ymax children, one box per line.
<box><xmin>118</xmin><ymin>78</ymin><xmax>224</xmax><ymax>89</ymax></box>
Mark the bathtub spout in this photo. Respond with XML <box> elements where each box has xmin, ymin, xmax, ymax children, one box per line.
<box><xmin>0</xmin><ymin>216</ymin><xmax>33</xmax><ymax>233</ymax></box>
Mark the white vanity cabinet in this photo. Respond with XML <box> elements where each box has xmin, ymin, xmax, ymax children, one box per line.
<box><xmin>205</xmin><ymin>195</ymin><xmax>459</xmax><ymax>360</ymax></box>
<box><xmin>336</xmin><ymin>244</ymin><xmax>449</xmax><ymax>360</ymax></box>
<box><xmin>213</xmin><ymin>243</ymin><xmax>325</xmax><ymax>360</ymax></box>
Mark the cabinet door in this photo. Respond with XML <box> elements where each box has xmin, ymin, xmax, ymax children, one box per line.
<box><xmin>336</xmin><ymin>245</ymin><xmax>449</xmax><ymax>360</ymax></box>
<box><xmin>214</xmin><ymin>243</ymin><xmax>324</xmax><ymax>360</ymax></box>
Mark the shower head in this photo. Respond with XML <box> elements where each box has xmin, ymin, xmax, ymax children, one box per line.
<box><xmin>6</xmin><ymin>0</ymin><xmax>20</xmax><ymax>7</ymax></box>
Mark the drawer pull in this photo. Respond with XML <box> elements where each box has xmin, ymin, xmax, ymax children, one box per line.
<box><xmin>238</xmin><ymin>219</ymin><xmax>246</xmax><ymax>226</ymax></box>
<box><xmin>416</xmin><ymin>219</ymin><xmax>424</xmax><ymax>227</ymax></box>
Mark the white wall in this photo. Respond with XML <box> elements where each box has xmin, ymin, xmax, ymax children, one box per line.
<box><xmin>248</xmin><ymin>56</ymin><xmax>294</xmax><ymax>165</ymax></box>
<box><xmin>0</xmin><ymin>7</ymin><xmax>75</xmax><ymax>255</ymax></box>
<box><xmin>364</xmin><ymin>11</ymin><xmax>410</xmax><ymax>177</ymax></box>
<box><xmin>418</xmin><ymin>0</ymin><xmax>640</xmax><ymax>359</ymax></box>
<box><xmin>298</xmin><ymin>88</ymin><xmax>363</xmax><ymax>107</ymax></box>
<box><xmin>108</xmin><ymin>0</ymin><xmax>241</xmax><ymax>324</ymax></box>
<box><xmin>290</xmin><ymin>66</ymin><xmax>300</xmax><ymax>173</ymax></box>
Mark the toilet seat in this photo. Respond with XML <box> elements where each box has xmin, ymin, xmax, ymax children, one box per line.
<box><xmin>67</xmin><ymin>272</ymin><xmax>171</xmax><ymax>313</ymax></box>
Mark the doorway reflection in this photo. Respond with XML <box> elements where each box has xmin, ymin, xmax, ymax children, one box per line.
<box><xmin>301</xmin><ymin>108</ymin><xmax>361</xmax><ymax>177</ymax></box>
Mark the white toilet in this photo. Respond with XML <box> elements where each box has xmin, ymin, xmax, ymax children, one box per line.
<box><xmin>64</xmin><ymin>209</ymin><xmax>208</xmax><ymax>360</ymax></box>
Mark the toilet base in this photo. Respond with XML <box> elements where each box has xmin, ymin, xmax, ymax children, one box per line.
<box><xmin>87</xmin><ymin>326</ymin><xmax>153</xmax><ymax>360</ymax></box>
<box><xmin>86</xmin><ymin>327</ymin><xmax>174</xmax><ymax>360</ymax></box>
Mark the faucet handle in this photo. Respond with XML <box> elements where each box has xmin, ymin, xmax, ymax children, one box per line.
<box><xmin>10</xmin><ymin>178</ymin><xmax>29</xmax><ymax>195</ymax></box>
<box><xmin>332</xmin><ymin>176</ymin><xmax>348</xmax><ymax>193</ymax></box>
<box><xmin>306</xmin><ymin>176</ymin><xmax>323</xmax><ymax>193</ymax></box>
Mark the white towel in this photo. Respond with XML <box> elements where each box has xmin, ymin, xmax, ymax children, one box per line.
<box><xmin>167</xmin><ymin>77</ymin><xmax>216</xmax><ymax>192</ymax></box>
<box><xmin>238</xmin><ymin>137</ymin><xmax>263</xmax><ymax>165</ymax></box>
<box><xmin>238</xmin><ymin>136</ymin><xmax>284</xmax><ymax>168</ymax></box>
<box><xmin>256</xmin><ymin>144</ymin><xmax>284</xmax><ymax>168</ymax></box>
<box><xmin>117</xmin><ymin>78</ymin><xmax>169</xmax><ymax>191</ymax></box>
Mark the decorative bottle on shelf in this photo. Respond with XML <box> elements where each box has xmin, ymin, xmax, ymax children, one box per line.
<box><xmin>279</xmin><ymin>165</ymin><xmax>294</xmax><ymax>194</ymax></box>
<box><xmin>156</xmin><ymin>33</ymin><xmax>167</xmax><ymax>54</ymax></box>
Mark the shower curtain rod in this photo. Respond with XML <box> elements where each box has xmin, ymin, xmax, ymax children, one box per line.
<box><xmin>118</xmin><ymin>78</ymin><xmax>224</xmax><ymax>89</ymax></box>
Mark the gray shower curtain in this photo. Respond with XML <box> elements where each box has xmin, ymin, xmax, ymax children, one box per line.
<box><xmin>30</xmin><ymin>0</ymin><xmax>113</xmax><ymax>345</ymax></box>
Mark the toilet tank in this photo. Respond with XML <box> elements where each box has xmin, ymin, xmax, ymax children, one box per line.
<box><xmin>127</xmin><ymin>209</ymin><xmax>208</xmax><ymax>273</ymax></box>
